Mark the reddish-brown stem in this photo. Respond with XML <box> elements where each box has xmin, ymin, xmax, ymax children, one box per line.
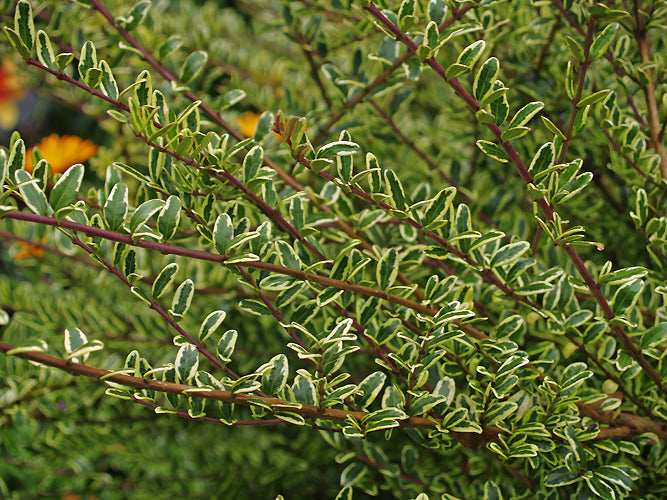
<box><xmin>2</xmin><ymin>211</ymin><xmax>438</xmax><ymax>317</ymax></box>
<box><xmin>4</xmin><ymin>340</ymin><xmax>663</xmax><ymax>440</ymax></box>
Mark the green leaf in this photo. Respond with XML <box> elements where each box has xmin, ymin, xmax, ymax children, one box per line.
<box><xmin>199</xmin><ymin>310</ymin><xmax>226</xmax><ymax>342</ymax></box>
<box><xmin>292</xmin><ymin>375</ymin><xmax>317</xmax><ymax>406</ymax></box>
<box><xmin>589</xmin><ymin>23</ymin><xmax>619</xmax><ymax>61</ymax></box>
<box><xmin>545</xmin><ymin>467</ymin><xmax>579</xmax><ymax>487</ymax></box>
<box><xmin>476</xmin><ymin>140</ymin><xmax>508</xmax><ymax>162</ymax></box>
<box><xmin>78</xmin><ymin>41</ymin><xmax>97</xmax><ymax>81</ymax></box>
<box><xmin>496</xmin><ymin>355</ymin><xmax>529</xmax><ymax>376</ymax></box>
<box><xmin>403</xmin><ymin>57</ymin><xmax>422</xmax><ymax>80</ymax></box>
<box><xmin>586</xmin><ymin>475</ymin><xmax>616</xmax><ymax>500</ymax></box>
<box><xmin>130</xmin><ymin>285</ymin><xmax>152</xmax><ymax>305</ymax></box>
<box><xmin>49</xmin><ymin>163</ymin><xmax>84</xmax><ymax>213</ymax></box>
<box><xmin>289</xmin><ymin>196</ymin><xmax>305</xmax><ymax>232</ymax></box>
<box><xmin>611</xmin><ymin>279</ymin><xmax>644</xmax><ymax>315</ymax></box>
<box><xmin>384</xmin><ymin>169</ymin><xmax>406</xmax><ymax>209</ymax></box>
<box><xmin>577</xmin><ymin>89</ymin><xmax>612</xmax><ymax>108</ymax></box>
<box><xmin>217</xmin><ymin>329</ymin><xmax>237</xmax><ymax>363</ymax></box>
<box><xmin>275</xmin><ymin>240</ymin><xmax>301</xmax><ymax>269</ymax></box>
<box><xmin>64</xmin><ymin>327</ymin><xmax>87</xmax><ymax>355</ymax></box>
<box><xmin>595</xmin><ymin>466</ymin><xmax>634</xmax><ymax>491</ymax></box>
<box><xmin>376</xmin><ymin>247</ymin><xmax>400</xmax><ymax>290</ymax></box>
<box><xmin>572</xmin><ymin>105</ymin><xmax>590</xmax><ymax>136</ymax></box>
<box><xmin>104</xmin><ymin>182</ymin><xmax>129</xmax><ymax>231</ymax></box>
<box><xmin>36</xmin><ymin>30</ymin><xmax>56</xmax><ymax>70</ymax></box>
<box><xmin>445</xmin><ymin>62</ymin><xmax>470</xmax><ymax>79</ymax></box>
<box><xmin>170</xmin><ymin>279</ymin><xmax>195</xmax><ymax>318</ymax></box>
<box><xmin>633</xmin><ymin>189</ymin><xmax>648</xmax><ymax>225</ymax></box>
<box><xmin>561</xmin><ymin>362</ymin><xmax>593</xmax><ymax>394</ymax></box>
<box><xmin>564</xmin><ymin>310</ymin><xmax>593</xmax><ymax>328</ymax></box>
<box><xmin>243</xmin><ymin>145</ymin><xmax>264</xmax><ymax>183</ymax></box>
<box><xmin>15</xmin><ymin>0</ymin><xmax>34</xmax><ymax>51</ymax></box>
<box><xmin>491</xmin><ymin>84</ymin><xmax>509</xmax><ymax>126</ymax></box>
<box><xmin>179</xmin><ymin>50</ymin><xmax>208</xmax><ymax>83</ymax></box>
<box><xmin>529</xmin><ymin>142</ymin><xmax>555</xmax><ymax>173</ymax></box>
<box><xmin>473</xmin><ymin>57</ymin><xmax>499</xmax><ymax>101</ymax></box>
<box><xmin>541</xmin><ymin>117</ymin><xmax>567</xmax><ymax>140</ymax></box>
<box><xmin>356</xmin><ymin>371</ymin><xmax>386</xmax><ymax>409</ymax></box>
<box><xmin>15</xmin><ymin>170</ymin><xmax>52</xmax><ymax>216</ymax></box>
<box><xmin>483</xmin><ymin>480</ymin><xmax>503</xmax><ymax>500</ymax></box>
<box><xmin>565</xmin><ymin>36</ymin><xmax>584</xmax><ymax>62</ymax></box>
<box><xmin>152</xmin><ymin>262</ymin><xmax>179</xmax><ymax>299</ymax></box>
<box><xmin>316</xmin><ymin>141</ymin><xmax>359</xmax><ymax>159</ymax></box>
<box><xmin>428</xmin><ymin>0</ymin><xmax>447</xmax><ymax>24</ymax></box>
<box><xmin>457</xmin><ymin>40</ymin><xmax>486</xmax><ymax>68</ymax></box>
<box><xmin>424</xmin><ymin>186</ymin><xmax>456</xmax><ymax>225</ymax></box>
<box><xmin>224</xmin><ymin>252</ymin><xmax>259</xmax><ymax>264</ymax></box>
<box><xmin>3</xmin><ymin>27</ymin><xmax>30</xmax><ymax>59</ymax></box>
<box><xmin>253</xmin><ymin>111</ymin><xmax>274</xmax><ymax>141</ymax></box>
<box><xmin>640</xmin><ymin>322</ymin><xmax>667</xmax><ymax>350</ymax></box>
<box><xmin>175</xmin><ymin>343</ymin><xmax>199</xmax><ymax>383</ymax></box>
<box><xmin>340</xmin><ymin>462</ymin><xmax>366</xmax><ymax>488</ymax></box>
<box><xmin>99</xmin><ymin>60</ymin><xmax>119</xmax><ymax>101</ymax></box>
<box><xmin>7</xmin><ymin>138</ymin><xmax>25</xmax><ymax>176</ymax></box>
<box><xmin>508</xmin><ymin>101</ymin><xmax>544</xmax><ymax>129</ymax></box>
<box><xmin>425</xmin><ymin>20</ymin><xmax>439</xmax><ymax>49</ymax></box>
<box><xmin>122</xmin><ymin>246</ymin><xmax>137</xmax><ymax>278</ymax></box>
<box><xmin>121</xmin><ymin>0</ymin><xmax>151</xmax><ymax>30</ymax></box>
<box><xmin>55</xmin><ymin>52</ymin><xmax>74</xmax><ymax>72</ymax></box>
<box><xmin>219</xmin><ymin>89</ymin><xmax>246</xmax><ymax>111</ymax></box>
<box><xmin>599</xmin><ymin>266</ymin><xmax>647</xmax><ymax>286</ymax></box>
<box><xmin>470</xmin><ymin>230</ymin><xmax>505</xmax><ymax>252</ymax></box>
<box><xmin>554</xmin><ymin>172</ymin><xmax>593</xmax><ymax>204</ymax></box>
<box><xmin>157</xmin><ymin>195</ymin><xmax>181</xmax><ymax>240</ymax></box>
<box><xmin>500</xmin><ymin>126</ymin><xmax>530</xmax><ymax>141</ymax></box>
<box><xmin>490</xmin><ymin>242</ymin><xmax>530</xmax><ymax>268</ymax></box>
<box><xmin>84</xmin><ymin>67</ymin><xmax>103</xmax><ymax>90</ymax></box>
<box><xmin>261</xmin><ymin>354</ymin><xmax>289</xmax><ymax>395</ymax></box>
<box><xmin>128</xmin><ymin>199</ymin><xmax>164</xmax><ymax>235</ymax></box>
<box><xmin>159</xmin><ymin>35</ymin><xmax>182</xmax><ymax>59</ymax></box>
<box><xmin>316</xmin><ymin>287</ymin><xmax>344</xmax><ymax>307</ymax></box>
<box><xmin>213</xmin><ymin>213</ymin><xmax>234</xmax><ymax>254</ymax></box>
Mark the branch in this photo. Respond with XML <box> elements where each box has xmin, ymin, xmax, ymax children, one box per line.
<box><xmin>4</xmin><ymin>340</ymin><xmax>661</xmax><ymax>446</ymax></box>
<box><xmin>1</xmin><ymin>211</ymin><xmax>438</xmax><ymax>317</ymax></box>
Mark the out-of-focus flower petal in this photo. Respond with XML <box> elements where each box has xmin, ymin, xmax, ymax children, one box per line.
<box><xmin>0</xmin><ymin>101</ymin><xmax>20</xmax><ymax>129</ymax></box>
<box><xmin>234</xmin><ymin>110</ymin><xmax>261</xmax><ymax>138</ymax></box>
<box><xmin>0</xmin><ymin>58</ymin><xmax>27</xmax><ymax>130</ymax></box>
<box><xmin>25</xmin><ymin>134</ymin><xmax>98</xmax><ymax>173</ymax></box>
<box><xmin>15</xmin><ymin>239</ymin><xmax>46</xmax><ymax>261</ymax></box>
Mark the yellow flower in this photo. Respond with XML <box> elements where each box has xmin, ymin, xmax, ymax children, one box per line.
<box><xmin>0</xmin><ymin>58</ymin><xmax>26</xmax><ymax>130</ymax></box>
<box><xmin>235</xmin><ymin>110</ymin><xmax>261</xmax><ymax>138</ymax></box>
<box><xmin>234</xmin><ymin>110</ymin><xmax>282</xmax><ymax>140</ymax></box>
<box><xmin>25</xmin><ymin>134</ymin><xmax>99</xmax><ymax>174</ymax></box>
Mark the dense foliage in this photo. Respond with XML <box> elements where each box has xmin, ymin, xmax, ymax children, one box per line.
<box><xmin>1</xmin><ymin>0</ymin><xmax>666</xmax><ymax>498</ymax></box>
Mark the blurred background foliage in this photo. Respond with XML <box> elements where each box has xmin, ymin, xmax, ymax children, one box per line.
<box><xmin>1</xmin><ymin>0</ymin><xmax>666</xmax><ymax>498</ymax></box>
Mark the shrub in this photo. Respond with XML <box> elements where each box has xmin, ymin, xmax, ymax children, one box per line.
<box><xmin>1</xmin><ymin>0</ymin><xmax>666</xmax><ymax>498</ymax></box>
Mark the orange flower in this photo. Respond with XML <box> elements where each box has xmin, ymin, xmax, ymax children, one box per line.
<box><xmin>15</xmin><ymin>239</ymin><xmax>45</xmax><ymax>261</ymax></box>
<box><xmin>25</xmin><ymin>134</ymin><xmax>98</xmax><ymax>173</ymax></box>
<box><xmin>0</xmin><ymin>58</ymin><xmax>26</xmax><ymax>130</ymax></box>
